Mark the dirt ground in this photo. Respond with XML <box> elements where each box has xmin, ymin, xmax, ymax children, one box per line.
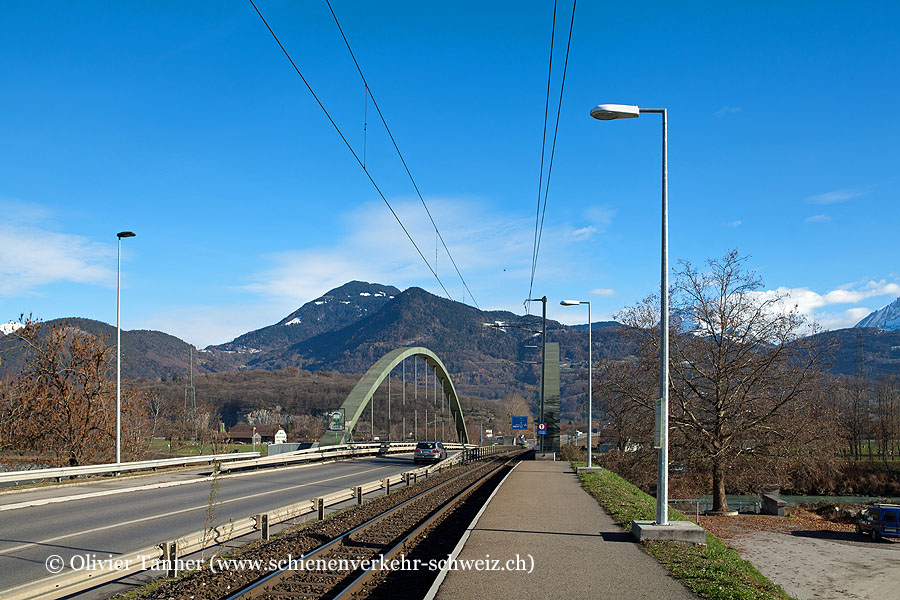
<box><xmin>700</xmin><ymin>508</ymin><xmax>900</xmax><ymax>600</ymax></box>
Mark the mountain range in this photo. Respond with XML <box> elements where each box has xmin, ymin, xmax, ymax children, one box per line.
<box><xmin>855</xmin><ymin>296</ymin><xmax>900</xmax><ymax>331</ymax></box>
<box><xmin>2</xmin><ymin>286</ymin><xmax>899</xmax><ymax>417</ymax></box>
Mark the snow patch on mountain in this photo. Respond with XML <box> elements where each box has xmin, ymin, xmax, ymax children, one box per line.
<box><xmin>284</xmin><ymin>317</ymin><xmax>302</xmax><ymax>326</ymax></box>
<box><xmin>855</xmin><ymin>297</ymin><xmax>900</xmax><ymax>331</ymax></box>
<box><xmin>1</xmin><ymin>321</ymin><xmax>24</xmax><ymax>335</ymax></box>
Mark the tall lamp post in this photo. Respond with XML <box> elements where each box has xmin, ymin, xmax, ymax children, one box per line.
<box><xmin>590</xmin><ymin>103</ymin><xmax>669</xmax><ymax>526</ymax></box>
<box><xmin>116</xmin><ymin>231</ymin><xmax>136</xmax><ymax>464</ymax></box>
<box><xmin>561</xmin><ymin>300</ymin><xmax>593</xmax><ymax>469</ymax></box>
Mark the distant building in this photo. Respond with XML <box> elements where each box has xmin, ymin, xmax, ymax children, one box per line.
<box><xmin>229</xmin><ymin>423</ymin><xmax>286</xmax><ymax>444</ymax></box>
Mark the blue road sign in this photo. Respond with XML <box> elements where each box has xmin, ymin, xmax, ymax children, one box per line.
<box><xmin>511</xmin><ymin>416</ymin><xmax>528</xmax><ymax>430</ymax></box>
<box><xmin>536</xmin><ymin>422</ymin><xmax>547</xmax><ymax>435</ymax></box>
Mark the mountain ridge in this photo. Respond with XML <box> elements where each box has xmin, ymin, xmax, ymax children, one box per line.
<box><xmin>855</xmin><ymin>296</ymin><xmax>900</xmax><ymax>331</ymax></box>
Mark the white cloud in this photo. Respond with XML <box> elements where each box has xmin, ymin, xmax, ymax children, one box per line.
<box><xmin>752</xmin><ymin>280</ymin><xmax>900</xmax><ymax>330</ymax></box>
<box><xmin>241</xmin><ymin>197</ymin><xmax>591</xmax><ymax>311</ymax></box>
<box><xmin>727</xmin><ymin>220</ymin><xmax>742</xmax><ymax>228</ymax></box>
<box><xmin>715</xmin><ymin>106</ymin><xmax>743</xmax><ymax>117</ymax></box>
<box><xmin>807</xmin><ymin>188</ymin><xmax>863</xmax><ymax>204</ymax></box>
<box><xmin>571</xmin><ymin>226</ymin><xmax>597</xmax><ymax>240</ymax></box>
<box><xmin>585</xmin><ymin>206</ymin><xmax>616</xmax><ymax>230</ymax></box>
<box><xmin>591</xmin><ymin>288</ymin><xmax>615</xmax><ymax>297</ymax></box>
<box><xmin>804</xmin><ymin>214</ymin><xmax>831</xmax><ymax>223</ymax></box>
<box><xmin>0</xmin><ymin>219</ymin><xmax>114</xmax><ymax>296</ymax></box>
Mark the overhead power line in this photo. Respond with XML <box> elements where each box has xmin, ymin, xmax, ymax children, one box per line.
<box><xmin>323</xmin><ymin>0</ymin><xmax>480</xmax><ymax>309</ymax></box>
<box><xmin>247</xmin><ymin>0</ymin><xmax>452</xmax><ymax>301</ymax></box>
<box><xmin>527</xmin><ymin>0</ymin><xmax>577</xmax><ymax>305</ymax></box>
<box><xmin>528</xmin><ymin>0</ymin><xmax>559</xmax><ymax>307</ymax></box>
<box><xmin>532</xmin><ymin>0</ymin><xmax>577</xmax><ymax>280</ymax></box>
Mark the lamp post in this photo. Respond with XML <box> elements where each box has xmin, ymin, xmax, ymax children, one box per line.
<box><xmin>116</xmin><ymin>231</ymin><xmax>136</xmax><ymax>464</ymax></box>
<box><xmin>561</xmin><ymin>300</ymin><xmax>592</xmax><ymax>469</ymax></box>
<box><xmin>590</xmin><ymin>103</ymin><xmax>669</xmax><ymax>526</ymax></box>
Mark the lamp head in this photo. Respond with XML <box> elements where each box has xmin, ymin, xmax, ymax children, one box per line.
<box><xmin>590</xmin><ymin>104</ymin><xmax>640</xmax><ymax>120</ymax></box>
<box><xmin>117</xmin><ymin>231</ymin><xmax>136</xmax><ymax>239</ymax></box>
<box><xmin>560</xmin><ymin>300</ymin><xmax>583</xmax><ymax>306</ymax></box>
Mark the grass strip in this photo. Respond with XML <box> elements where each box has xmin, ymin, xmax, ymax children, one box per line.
<box><xmin>575</xmin><ymin>463</ymin><xmax>795</xmax><ymax>600</ymax></box>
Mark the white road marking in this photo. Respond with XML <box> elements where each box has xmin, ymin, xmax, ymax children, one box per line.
<box><xmin>0</xmin><ymin>465</ymin><xmax>393</xmax><ymax>556</ymax></box>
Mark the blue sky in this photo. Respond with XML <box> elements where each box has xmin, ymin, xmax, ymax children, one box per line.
<box><xmin>1</xmin><ymin>1</ymin><xmax>897</xmax><ymax>347</ymax></box>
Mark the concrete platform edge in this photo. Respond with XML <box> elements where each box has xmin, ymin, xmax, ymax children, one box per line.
<box><xmin>424</xmin><ymin>461</ymin><xmax>522</xmax><ymax>600</ymax></box>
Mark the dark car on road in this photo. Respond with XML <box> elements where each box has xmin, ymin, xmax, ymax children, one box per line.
<box><xmin>413</xmin><ymin>441</ymin><xmax>447</xmax><ymax>464</ymax></box>
<box><xmin>856</xmin><ymin>504</ymin><xmax>900</xmax><ymax>540</ymax></box>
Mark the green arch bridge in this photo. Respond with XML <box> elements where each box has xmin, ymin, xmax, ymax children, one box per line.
<box><xmin>318</xmin><ymin>347</ymin><xmax>470</xmax><ymax>446</ymax></box>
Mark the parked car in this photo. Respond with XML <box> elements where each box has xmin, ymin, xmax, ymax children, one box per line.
<box><xmin>856</xmin><ymin>504</ymin><xmax>900</xmax><ymax>540</ymax></box>
<box><xmin>413</xmin><ymin>441</ymin><xmax>447</xmax><ymax>464</ymax></box>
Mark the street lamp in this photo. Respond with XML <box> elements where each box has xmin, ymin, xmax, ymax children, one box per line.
<box><xmin>590</xmin><ymin>103</ymin><xmax>669</xmax><ymax>526</ymax></box>
<box><xmin>116</xmin><ymin>231</ymin><xmax>136</xmax><ymax>464</ymax></box>
<box><xmin>561</xmin><ymin>300</ymin><xmax>593</xmax><ymax>470</ymax></box>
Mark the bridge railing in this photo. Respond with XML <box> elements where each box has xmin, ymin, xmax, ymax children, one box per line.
<box><xmin>0</xmin><ymin>452</ymin><xmax>262</xmax><ymax>486</ymax></box>
<box><xmin>0</xmin><ymin>445</ymin><xmax>520</xmax><ymax>600</ymax></box>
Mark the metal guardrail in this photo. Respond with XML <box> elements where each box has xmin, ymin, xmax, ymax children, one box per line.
<box><xmin>215</xmin><ymin>441</ymin><xmax>469</xmax><ymax>473</ymax></box>
<box><xmin>0</xmin><ymin>442</ymin><xmax>472</xmax><ymax>486</ymax></box>
<box><xmin>0</xmin><ymin>452</ymin><xmax>262</xmax><ymax>486</ymax></box>
<box><xmin>0</xmin><ymin>445</ymin><xmax>517</xmax><ymax>600</ymax></box>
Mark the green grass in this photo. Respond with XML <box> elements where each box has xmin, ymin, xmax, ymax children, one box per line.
<box><xmin>575</xmin><ymin>463</ymin><xmax>795</xmax><ymax>600</ymax></box>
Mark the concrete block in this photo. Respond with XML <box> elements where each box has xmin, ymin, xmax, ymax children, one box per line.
<box><xmin>631</xmin><ymin>520</ymin><xmax>706</xmax><ymax>545</ymax></box>
<box><xmin>534</xmin><ymin>452</ymin><xmax>557</xmax><ymax>461</ymax></box>
<box><xmin>575</xmin><ymin>466</ymin><xmax>603</xmax><ymax>474</ymax></box>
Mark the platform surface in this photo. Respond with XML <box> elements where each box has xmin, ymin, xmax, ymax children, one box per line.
<box><xmin>436</xmin><ymin>461</ymin><xmax>698</xmax><ymax>599</ymax></box>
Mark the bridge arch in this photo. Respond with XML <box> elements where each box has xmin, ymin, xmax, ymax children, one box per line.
<box><xmin>318</xmin><ymin>347</ymin><xmax>469</xmax><ymax>446</ymax></box>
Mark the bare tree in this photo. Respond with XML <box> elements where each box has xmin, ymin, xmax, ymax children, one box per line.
<box><xmin>606</xmin><ymin>251</ymin><xmax>836</xmax><ymax>512</ymax></box>
<box><xmin>4</xmin><ymin>318</ymin><xmax>148</xmax><ymax>466</ymax></box>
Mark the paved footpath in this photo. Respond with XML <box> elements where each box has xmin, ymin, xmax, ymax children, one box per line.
<box><xmin>436</xmin><ymin>461</ymin><xmax>698</xmax><ymax>600</ymax></box>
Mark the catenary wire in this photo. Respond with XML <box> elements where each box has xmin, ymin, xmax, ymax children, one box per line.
<box><xmin>532</xmin><ymin>0</ymin><xmax>577</xmax><ymax>272</ymax></box>
<box><xmin>247</xmin><ymin>0</ymin><xmax>452</xmax><ymax>300</ymax></box>
<box><xmin>527</xmin><ymin>0</ymin><xmax>559</xmax><ymax>309</ymax></box>
<box><xmin>324</xmin><ymin>0</ymin><xmax>480</xmax><ymax>309</ymax></box>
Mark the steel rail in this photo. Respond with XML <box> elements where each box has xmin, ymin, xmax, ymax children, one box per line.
<box><xmin>332</xmin><ymin>453</ymin><xmax>522</xmax><ymax>600</ymax></box>
<box><xmin>224</xmin><ymin>451</ymin><xmax>520</xmax><ymax>600</ymax></box>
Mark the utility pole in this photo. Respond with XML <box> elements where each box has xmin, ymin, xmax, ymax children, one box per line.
<box><xmin>525</xmin><ymin>296</ymin><xmax>547</xmax><ymax>452</ymax></box>
<box><xmin>402</xmin><ymin>359</ymin><xmax>406</xmax><ymax>440</ymax></box>
<box><xmin>387</xmin><ymin>370</ymin><xmax>391</xmax><ymax>441</ymax></box>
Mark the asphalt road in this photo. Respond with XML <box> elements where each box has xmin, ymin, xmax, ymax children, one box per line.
<box><xmin>0</xmin><ymin>455</ymin><xmax>417</xmax><ymax>591</ymax></box>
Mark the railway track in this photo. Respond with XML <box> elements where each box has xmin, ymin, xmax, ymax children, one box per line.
<box><xmin>219</xmin><ymin>451</ymin><xmax>522</xmax><ymax>600</ymax></box>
